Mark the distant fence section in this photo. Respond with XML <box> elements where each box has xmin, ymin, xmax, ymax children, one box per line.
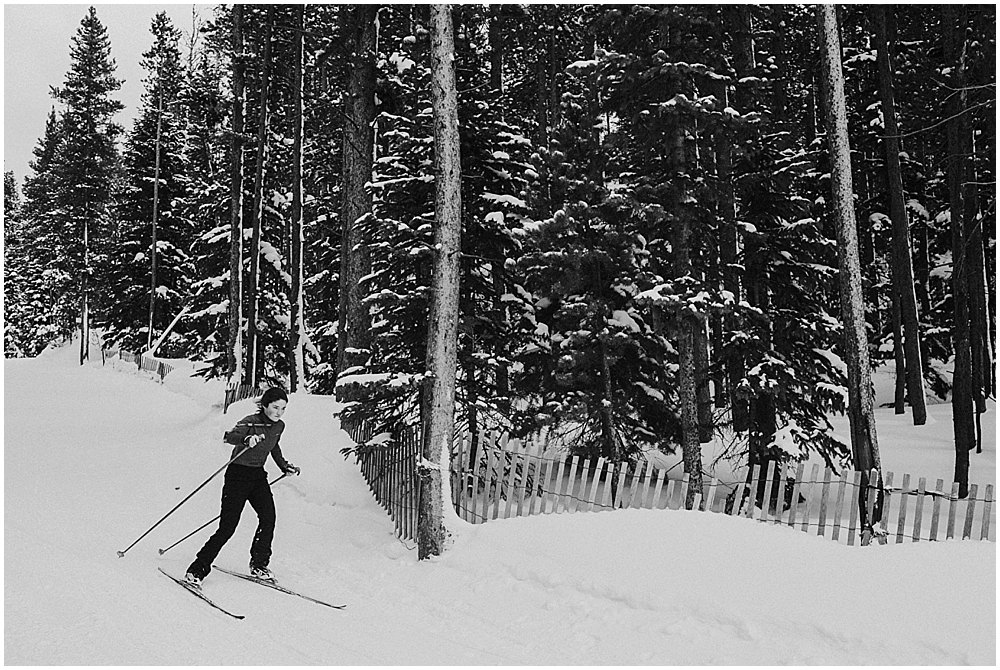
<box><xmin>224</xmin><ymin>384</ymin><xmax>262</xmax><ymax>414</ymax></box>
<box><xmin>114</xmin><ymin>349</ymin><xmax>175</xmax><ymax>383</ymax></box>
<box><xmin>341</xmin><ymin>423</ymin><xmax>994</xmax><ymax>549</ymax></box>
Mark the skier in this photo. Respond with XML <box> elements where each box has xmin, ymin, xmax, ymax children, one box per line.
<box><xmin>185</xmin><ymin>387</ymin><xmax>300</xmax><ymax>586</ymax></box>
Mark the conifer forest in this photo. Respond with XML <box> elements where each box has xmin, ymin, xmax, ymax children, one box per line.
<box><xmin>4</xmin><ymin>5</ymin><xmax>996</xmax><ymax>506</ymax></box>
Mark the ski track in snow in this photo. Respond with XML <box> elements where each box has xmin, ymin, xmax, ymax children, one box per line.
<box><xmin>4</xmin><ymin>347</ymin><xmax>995</xmax><ymax>665</ymax></box>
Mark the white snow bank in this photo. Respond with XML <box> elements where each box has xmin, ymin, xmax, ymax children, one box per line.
<box><xmin>4</xmin><ymin>344</ymin><xmax>995</xmax><ymax>665</ymax></box>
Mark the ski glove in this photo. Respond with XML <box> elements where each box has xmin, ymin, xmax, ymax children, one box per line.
<box><xmin>283</xmin><ymin>463</ymin><xmax>301</xmax><ymax>476</ymax></box>
<box><xmin>244</xmin><ymin>434</ymin><xmax>265</xmax><ymax>448</ymax></box>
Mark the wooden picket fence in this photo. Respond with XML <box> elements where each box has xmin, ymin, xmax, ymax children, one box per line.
<box><xmin>224</xmin><ymin>384</ymin><xmax>262</xmax><ymax>413</ymax></box>
<box><xmin>449</xmin><ymin>432</ymin><xmax>996</xmax><ymax>547</ymax></box>
<box><xmin>343</xmin><ymin>418</ymin><xmax>421</xmax><ymax>543</ymax></box>
<box><xmin>115</xmin><ymin>349</ymin><xmax>175</xmax><ymax>383</ymax></box>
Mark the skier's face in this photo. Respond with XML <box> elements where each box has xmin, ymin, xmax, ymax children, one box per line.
<box><xmin>263</xmin><ymin>399</ymin><xmax>287</xmax><ymax>422</ymax></box>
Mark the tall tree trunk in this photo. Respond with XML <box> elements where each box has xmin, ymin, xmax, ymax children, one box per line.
<box><xmin>288</xmin><ymin>5</ymin><xmax>306</xmax><ymax>392</ymax></box>
<box><xmin>80</xmin><ymin>213</ymin><xmax>90</xmax><ymax>365</ymax></box>
<box><xmin>966</xmin><ymin>127</ymin><xmax>989</xmax><ymax>443</ymax></box>
<box><xmin>419</xmin><ymin>4</ymin><xmax>462</xmax><ymax>560</ymax></box>
<box><xmin>873</xmin><ymin>6</ymin><xmax>927</xmax><ymax>425</ymax></box>
<box><xmin>227</xmin><ymin>4</ymin><xmax>245</xmax><ymax>384</ymax></box>
<box><xmin>943</xmin><ymin>5</ymin><xmax>975</xmax><ymax>496</ymax></box>
<box><xmin>719</xmin><ymin>5</ymin><xmax>751</xmax><ymax>433</ymax></box>
<box><xmin>671</xmin><ymin>125</ymin><xmax>703</xmax><ymax>510</ymax></box>
<box><xmin>245</xmin><ymin>7</ymin><xmax>273</xmax><ymax>387</ymax></box>
<box><xmin>336</xmin><ymin>5</ymin><xmax>377</xmax><ymax>399</ymax></box>
<box><xmin>147</xmin><ymin>84</ymin><xmax>163</xmax><ymax>352</ymax></box>
<box><xmin>489</xmin><ymin>4</ymin><xmax>504</xmax><ymax>115</ymax></box>
<box><xmin>816</xmin><ymin>5</ymin><xmax>882</xmax><ymax>532</ymax></box>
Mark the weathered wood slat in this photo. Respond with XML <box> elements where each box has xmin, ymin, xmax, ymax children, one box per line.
<box><xmin>469</xmin><ymin>431</ymin><xmax>486</xmax><ymax>523</ymax></box>
<box><xmin>614</xmin><ymin>463</ymin><xmax>628</xmax><ymax>509</ymax></box>
<box><xmin>600</xmin><ymin>461</ymin><xmax>614</xmax><ymax>511</ymax></box>
<box><xmin>912</xmin><ymin>477</ymin><xmax>926</xmax><ymax>542</ymax></box>
<box><xmin>526</xmin><ymin>449</ymin><xmax>543</xmax><ymax>517</ymax></box>
<box><xmin>746</xmin><ymin>464</ymin><xmax>761</xmax><ymax>519</ymax></box>
<box><xmin>761</xmin><ymin>461</ymin><xmax>777</xmax><ymax>524</ymax></box>
<box><xmin>878</xmin><ymin>471</ymin><xmax>893</xmax><ymax>545</ymax></box>
<box><xmin>963</xmin><ymin>484</ymin><xmax>978</xmax><ymax>541</ymax></box>
<box><xmin>664</xmin><ymin>478</ymin><xmax>677</xmax><ymax>511</ymax></box>
<box><xmin>563</xmin><ymin>455</ymin><xmax>581</xmax><ymax>514</ymax></box>
<box><xmin>551</xmin><ymin>453</ymin><xmax>569</xmax><ymax>514</ymax></box>
<box><xmin>847</xmin><ymin>470</ymin><xmax>861</xmax><ymax>546</ymax></box>
<box><xmin>774</xmin><ymin>464</ymin><xmax>789</xmax><ymax>524</ymax></box>
<box><xmin>651</xmin><ymin>469</ymin><xmax>667</xmax><ymax>511</ymax></box>
<box><xmin>680</xmin><ymin>472</ymin><xmax>691</xmax><ymax>511</ymax></box>
<box><xmin>502</xmin><ymin>441</ymin><xmax>520</xmax><ymax>519</ymax></box>
<box><xmin>946</xmin><ymin>481</ymin><xmax>960</xmax><ymax>540</ymax></box>
<box><xmin>705</xmin><ymin>477</ymin><xmax>719</xmax><ymax>513</ymax></box>
<box><xmin>818</xmin><ymin>468</ymin><xmax>833</xmax><ymax>537</ymax></box>
<box><xmin>929</xmin><ymin>478</ymin><xmax>944</xmax><ymax>541</ymax></box>
<box><xmin>787</xmin><ymin>463</ymin><xmax>804</xmax><ymax>528</ymax></box>
<box><xmin>895</xmin><ymin>473</ymin><xmax>911</xmax><ymax>544</ymax></box>
<box><xmin>730</xmin><ymin>477</ymin><xmax>746</xmax><ymax>517</ymax></box>
<box><xmin>631</xmin><ymin>461</ymin><xmax>647</xmax><ymax>509</ymax></box>
<box><xmin>584</xmin><ymin>458</ymin><xmax>605</xmax><ymax>512</ymax></box>
<box><xmin>572</xmin><ymin>456</ymin><xmax>589</xmax><ymax>514</ymax></box>
<box><xmin>484</xmin><ymin>433</ymin><xmax>498</xmax><ymax>521</ymax></box>
<box><xmin>981</xmin><ymin>485</ymin><xmax>993</xmax><ymax>541</ymax></box>
<box><xmin>641</xmin><ymin>463</ymin><xmax>658</xmax><ymax>509</ymax></box>
<box><xmin>832</xmin><ymin>470</ymin><xmax>848</xmax><ymax>543</ymax></box>
<box><xmin>515</xmin><ymin>444</ymin><xmax>533</xmax><ymax>519</ymax></box>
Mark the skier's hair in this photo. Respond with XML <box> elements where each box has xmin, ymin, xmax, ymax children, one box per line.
<box><xmin>258</xmin><ymin>387</ymin><xmax>288</xmax><ymax>408</ymax></box>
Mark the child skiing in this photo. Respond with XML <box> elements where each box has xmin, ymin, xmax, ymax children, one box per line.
<box><xmin>185</xmin><ymin>388</ymin><xmax>299</xmax><ymax>586</ymax></box>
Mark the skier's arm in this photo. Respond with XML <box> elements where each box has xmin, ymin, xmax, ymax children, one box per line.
<box><xmin>270</xmin><ymin>444</ymin><xmax>290</xmax><ymax>471</ymax></box>
<box><xmin>224</xmin><ymin>417</ymin><xmax>256</xmax><ymax>446</ymax></box>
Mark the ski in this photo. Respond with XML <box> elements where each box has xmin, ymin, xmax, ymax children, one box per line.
<box><xmin>212</xmin><ymin>565</ymin><xmax>346</xmax><ymax>610</ymax></box>
<box><xmin>158</xmin><ymin>568</ymin><xmax>245</xmax><ymax>620</ymax></box>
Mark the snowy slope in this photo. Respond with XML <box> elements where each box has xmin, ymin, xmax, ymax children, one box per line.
<box><xmin>4</xmin><ymin>345</ymin><xmax>995</xmax><ymax>665</ymax></box>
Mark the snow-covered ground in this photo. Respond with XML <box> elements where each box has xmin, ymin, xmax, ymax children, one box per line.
<box><xmin>4</xmin><ymin>342</ymin><xmax>995</xmax><ymax>664</ymax></box>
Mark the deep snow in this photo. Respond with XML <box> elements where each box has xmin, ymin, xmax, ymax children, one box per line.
<box><xmin>4</xmin><ymin>342</ymin><xmax>995</xmax><ymax>665</ymax></box>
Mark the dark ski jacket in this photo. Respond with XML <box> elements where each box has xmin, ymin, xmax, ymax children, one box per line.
<box><xmin>224</xmin><ymin>411</ymin><xmax>290</xmax><ymax>471</ymax></box>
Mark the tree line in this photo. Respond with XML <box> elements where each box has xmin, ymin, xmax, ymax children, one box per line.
<box><xmin>4</xmin><ymin>6</ymin><xmax>995</xmax><ymax>550</ymax></box>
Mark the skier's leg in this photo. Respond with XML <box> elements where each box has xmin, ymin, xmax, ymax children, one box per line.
<box><xmin>188</xmin><ymin>471</ymin><xmax>250</xmax><ymax>578</ymax></box>
<box><xmin>247</xmin><ymin>480</ymin><xmax>276</xmax><ymax>569</ymax></box>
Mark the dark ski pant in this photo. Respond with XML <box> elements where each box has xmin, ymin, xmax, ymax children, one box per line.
<box><xmin>187</xmin><ymin>464</ymin><xmax>275</xmax><ymax>579</ymax></box>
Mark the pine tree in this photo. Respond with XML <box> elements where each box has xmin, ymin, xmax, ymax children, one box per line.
<box><xmin>105</xmin><ymin>12</ymin><xmax>189</xmax><ymax>354</ymax></box>
<box><xmin>12</xmin><ymin>110</ymin><xmax>70</xmax><ymax>353</ymax></box>
<box><xmin>49</xmin><ymin>6</ymin><xmax>124</xmax><ymax>363</ymax></box>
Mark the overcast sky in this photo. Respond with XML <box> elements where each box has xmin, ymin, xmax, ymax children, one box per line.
<box><xmin>4</xmin><ymin>4</ymin><xmax>208</xmax><ymax>183</ymax></box>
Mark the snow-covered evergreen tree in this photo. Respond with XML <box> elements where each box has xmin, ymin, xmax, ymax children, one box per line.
<box><xmin>105</xmin><ymin>12</ymin><xmax>191</xmax><ymax>355</ymax></box>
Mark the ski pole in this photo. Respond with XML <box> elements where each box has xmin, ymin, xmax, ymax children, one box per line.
<box><xmin>157</xmin><ymin>473</ymin><xmax>288</xmax><ymax>556</ymax></box>
<box><xmin>117</xmin><ymin>444</ymin><xmax>252</xmax><ymax>558</ymax></box>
